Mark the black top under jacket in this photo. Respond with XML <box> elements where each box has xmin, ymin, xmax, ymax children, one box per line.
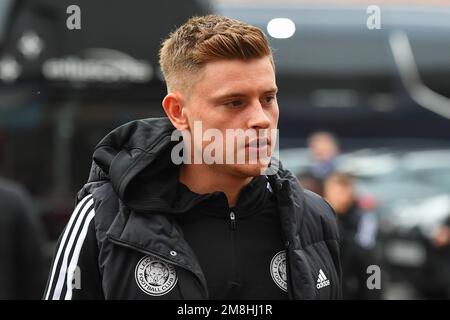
<box><xmin>176</xmin><ymin>175</ymin><xmax>287</xmax><ymax>299</ymax></box>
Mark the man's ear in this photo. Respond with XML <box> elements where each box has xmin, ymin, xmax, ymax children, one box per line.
<box><xmin>162</xmin><ymin>92</ymin><xmax>188</xmax><ymax>130</ymax></box>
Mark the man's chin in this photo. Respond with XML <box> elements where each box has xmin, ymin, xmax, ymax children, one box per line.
<box><xmin>226</xmin><ymin>162</ymin><xmax>270</xmax><ymax>178</ymax></box>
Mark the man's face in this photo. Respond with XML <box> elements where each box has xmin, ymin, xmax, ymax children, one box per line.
<box><xmin>181</xmin><ymin>56</ymin><xmax>279</xmax><ymax>177</ymax></box>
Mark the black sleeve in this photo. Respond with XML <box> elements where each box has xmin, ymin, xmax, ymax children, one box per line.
<box><xmin>322</xmin><ymin>197</ymin><xmax>343</xmax><ymax>300</ymax></box>
<box><xmin>70</xmin><ymin>217</ymin><xmax>104</xmax><ymax>299</ymax></box>
<box><xmin>43</xmin><ymin>195</ymin><xmax>104</xmax><ymax>300</ymax></box>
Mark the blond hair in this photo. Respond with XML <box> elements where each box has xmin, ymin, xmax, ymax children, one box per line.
<box><xmin>159</xmin><ymin>15</ymin><xmax>273</xmax><ymax>93</ymax></box>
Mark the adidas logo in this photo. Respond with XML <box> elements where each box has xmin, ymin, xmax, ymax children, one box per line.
<box><xmin>316</xmin><ymin>269</ymin><xmax>330</xmax><ymax>289</ymax></box>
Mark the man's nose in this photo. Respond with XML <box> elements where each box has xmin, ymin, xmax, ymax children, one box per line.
<box><xmin>247</xmin><ymin>101</ymin><xmax>271</xmax><ymax>129</ymax></box>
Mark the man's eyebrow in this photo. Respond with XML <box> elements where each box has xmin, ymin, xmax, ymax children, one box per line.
<box><xmin>265</xmin><ymin>87</ymin><xmax>278</xmax><ymax>94</ymax></box>
<box><xmin>213</xmin><ymin>92</ymin><xmax>247</xmax><ymax>100</ymax></box>
<box><xmin>212</xmin><ymin>87</ymin><xmax>278</xmax><ymax>100</ymax></box>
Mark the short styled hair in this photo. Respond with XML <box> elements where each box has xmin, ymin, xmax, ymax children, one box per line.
<box><xmin>159</xmin><ymin>15</ymin><xmax>274</xmax><ymax>93</ymax></box>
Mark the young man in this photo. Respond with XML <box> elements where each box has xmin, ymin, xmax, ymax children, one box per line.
<box><xmin>44</xmin><ymin>15</ymin><xmax>341</xmax><ymax>300</ymax></box>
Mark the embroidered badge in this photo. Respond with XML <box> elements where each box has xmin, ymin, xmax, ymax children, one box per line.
<box><xmin>270</xmin><ymin>250</ymin><xmax>287</xmax><ymax>292</ymax></box>
<box><xmin>135</xmin><ymin>255</ymin><xmax>178</xmax><ymax>296</ymax></box>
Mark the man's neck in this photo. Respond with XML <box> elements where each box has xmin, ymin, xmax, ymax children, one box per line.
<box><xmin>179</xmin><ymin>164</ymin><xmax>253</xmax><ymax>207</ymax></box>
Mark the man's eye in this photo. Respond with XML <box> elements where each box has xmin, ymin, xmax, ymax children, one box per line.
<box><xmin>224</xmin><ymin>100</ymin><xmax>243</xmax><ymax>108</ymax></box>
<box><xmin>262</xmin><ymin>96</ymin><xmax>276</xmax><ymax>104</ymax></box>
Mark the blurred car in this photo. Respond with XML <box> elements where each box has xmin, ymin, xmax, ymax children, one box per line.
<box><xmin>280</xmin><ymin>146</ymin><xmax>450</xmax><ymax>298</ymax></box>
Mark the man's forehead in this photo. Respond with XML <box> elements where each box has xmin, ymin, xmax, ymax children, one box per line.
<box><xmin>196</xmin><ymin>57</ymin><xmax>276</xmax><ymax>94</ymax></box>
<box><xmin>202</xmin><ymin>57</ymin><xmax>274</xmax><ymax>75</ymax></box>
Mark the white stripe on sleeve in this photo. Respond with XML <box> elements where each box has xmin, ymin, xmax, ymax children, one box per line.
<box><xmin>64</xmin><ymin>208</ymin><xmax>96</xmax><ymax>300</ymax></box>
<box><xmin>44</xmin><ymin>195</ymin><xmax>93</xmax><ymax>300</ymax></box>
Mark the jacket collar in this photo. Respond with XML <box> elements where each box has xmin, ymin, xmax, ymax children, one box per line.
<box><xmin>106</xmin><ymin>165</ymin><xmax>306</xmax><ymax>261</ymax></box>
<box><xmin>267</xmin><ymin>167</ymin><xmax>306</xmax><ymax>248</ymax></box>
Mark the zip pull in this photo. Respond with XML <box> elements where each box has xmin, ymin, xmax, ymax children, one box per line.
<box><xmin>229</xmin><ymin>211</ymin><xmax>236</xmax><ymax>230</ymax></box>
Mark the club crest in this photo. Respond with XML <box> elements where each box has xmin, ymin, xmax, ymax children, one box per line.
<box><xmin>135</xmin><ymin>255</ymin><xmax>178</xmax><ymax>296</ymax></box>
<box><xmin>270</xmin><ymin>250</ymin><xmax>287</xmax><ymax>292</ymax></box>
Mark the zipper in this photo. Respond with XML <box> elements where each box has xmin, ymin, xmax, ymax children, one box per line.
<box><xmin>108</xmin><ymin>236</ymin><xmax>209</xmax><ymax>299</ymax></box>
<box><xmin>229</xmin><ymin>210</ymin><xmax>238</xmax><ymax>281</ymax></box>
<box><xmin>229</xmin><ymin>211</ymin><xmax>236</xmax><ymax>230</ymax></box>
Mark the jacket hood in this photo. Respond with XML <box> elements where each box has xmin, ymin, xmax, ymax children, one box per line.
<box><xmin>88</xmin><ymin>117</ymin><xmax>187</xmax><ymax>213</ymax></box>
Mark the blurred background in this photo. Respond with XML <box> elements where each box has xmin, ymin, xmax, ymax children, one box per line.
<box><xmin>0</xmin><ymin>0</ymin><xmax>449</xmax><ymax>299</ymax></box>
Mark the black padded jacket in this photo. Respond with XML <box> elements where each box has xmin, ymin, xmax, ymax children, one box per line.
<box><xmin>44</xmin><ymin>117</ymin><xmax>342</xmax><ymax>300</ymax></box>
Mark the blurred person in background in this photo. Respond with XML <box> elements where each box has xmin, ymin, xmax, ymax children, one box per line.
<box><xmin>307</xmin><ymin>131</ymin><xmax>340</xmax><ymax>180</ymax></box>
<box><xmin>0</xmin><ymin>176</ymin><xmax>47</xmax><ymax>299</ymax></box>
<box><xmin>429</xmin><ymin>213</ymin><xmax>450</xmax><ymax>298</ymax></box>
<box><xmin>296</xmin><ymin>171</ymin><xmax>324</xmax><ymax>197</ymax></box>
<box><xmin>432</xmin><ymin>214</ymin><xmax>450</xmax><ymax>248</ymax></box>
<box><xmin>324</xmin><ymin>172</ymin><xmax>381</xmax><ymax>300</ymax></box>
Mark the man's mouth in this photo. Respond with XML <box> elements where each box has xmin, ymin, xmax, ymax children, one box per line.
<box><xmin>245</xmin><ymin>137</ymin><xmax>270</xmax><ymax>150</ymax></box>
